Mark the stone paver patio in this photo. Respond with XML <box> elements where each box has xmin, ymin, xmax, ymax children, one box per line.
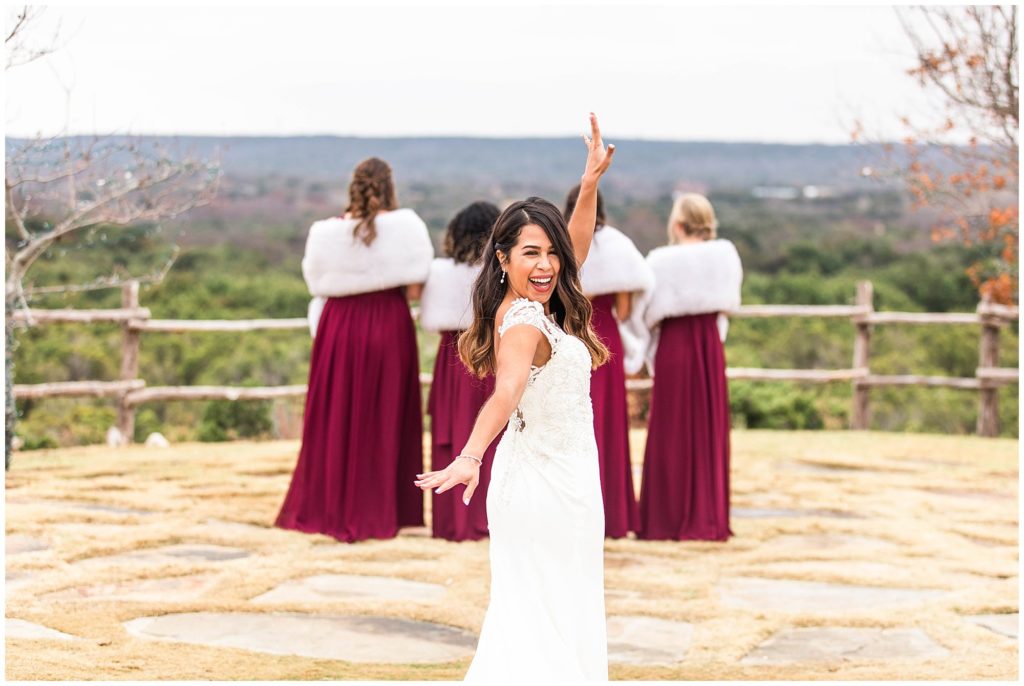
<box><xmin>252</xmin><ymin>573</ymin><xmax>447</xmax><ymax>604</ymax></box>
<box><xmin>76</xmin><ymin>543</ymin><xmax>251</xmax><ymax>567</ymax></box>
<box><xmin>6</xmin><ymin>535</ymin><xmax>49</xmax><ymax>555</ymax></box>
<box><xmin>124</xmin><ymin>612</ymin><xmax>477</xmax><ymax>663</ymax></box>
<box><xmin>606</xmin><ymin>615</ymin><xmax>693</xmax><ymax>665</ymax></box>
<box><xmin>43</xmin><ymin>573</ymin><xmax>224</xmax><ymax>602</ymax></box>
<box><xmin>965</xmin><ymin>613</ymin><xmax>1018</xmax><ymax>639</ymax></box>
<box><xmin>6</xmin><ymin>618</ymin><xmax>77</xmax><ymax>641</ymax></box>
<box><xmin>718</xmin><ymin>577</ymin><xmax>946</xmax><ymax>614</ymax></box>
<box><xmin>5</xmin><ymin>431</ymin><xmax>1017</xmax><ymax>680</ymax></box>
<box><xmin>740</xmin><ymin>627</ymin><xmax>950</xmax><ymax>664</ymax></box>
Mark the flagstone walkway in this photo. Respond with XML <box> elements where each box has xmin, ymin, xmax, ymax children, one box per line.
<box><xmin>5</xmin><ymin>430</ymin><xmax>1018</xmax><ymax>680</ymax></box>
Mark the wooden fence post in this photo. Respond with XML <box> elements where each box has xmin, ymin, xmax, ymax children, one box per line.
<box><xmin>117</xmin><ymin>281</ymin><xmax>141</xmax><ymax>445</ymax></box>
<box><xmin>851</xmin><ymin>280</ymin><xmax>874</xmax><ymax>430</ymax></box>
<box><xmin>976</xmin><ymin>296</ymin><xmax>1000</xmax><ymax>437</ymax></box>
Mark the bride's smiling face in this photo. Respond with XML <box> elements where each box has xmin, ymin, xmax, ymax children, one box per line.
<box><xmin>499</xmin><ymin>223</ymin><xmax>561</xmax><ymax>303</ymax></box>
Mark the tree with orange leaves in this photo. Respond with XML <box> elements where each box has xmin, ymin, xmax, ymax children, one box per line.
<box><xmin>883</xmin><ymin>6</ymin><xmax>1018</xmax><ymax>304</ymax></box>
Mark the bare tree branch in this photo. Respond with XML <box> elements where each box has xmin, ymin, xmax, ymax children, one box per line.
<box><xmin>6</xmin><ymin>151</ymin><xmax>219</xmax><ymax>292</ymax></box>
<box><xmin>22</xmin><ymin>244</ymin><xmax>181</xmax><ymax>296</ymax></box>
<box><xmin>3</xmin><ymin>6</ymin><xmax>223</xmax><ymax>466</ymax></box>
<box><xmin>5</xmin><ymin>5</ymin><xmax>61</xmax><ymax>70</ymax></box>
<box><xmin>5</xmin><ymin>180</ymin><xmax>30</xmax><ymax>241</ymax></box>
<box><xmin>5</xmin><ymin>6</ymin><xmax>29</xmax><ymax>43</ymax></box>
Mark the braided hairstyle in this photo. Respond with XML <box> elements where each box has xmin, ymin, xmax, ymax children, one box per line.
<box><xmin>346</xmin><ymin>157</ymin><xmax>398</xmax><ymax>246</ymax></box>
<box><xmin>443</xmin><ymin>201</ymin><xmax>500</xmax><ymax>265</ymax></box>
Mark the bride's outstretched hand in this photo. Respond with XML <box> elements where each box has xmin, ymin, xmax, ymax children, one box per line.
<box><xmin>581</xmin><ymin>112</ymin><xmax>615</xmax><ymax>183</ymax></box>
<box><xmin>415</xmin><ymin>458</ymin><xmax>481</xmax><ymax>505</ymax></box>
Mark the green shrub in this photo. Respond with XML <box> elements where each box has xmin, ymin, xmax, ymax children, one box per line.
<box><xmin>69</xmin><ymin>405</ymin><xmax>118</xmax><ymax>444</ymax></box>
<box><xmin>197</xmin><ymin>400</ymin><xmax>273</xmax><ymax>442</ymax></box>
<box><xmin>20</xmin><ymin>434</ymin><xmax>58</xmax><ymax>450</ymax></box>
<box><xmin>730</xmin><ymin>382</ymin><xmax>824</xmax><ymax>430</ymax></box>
<box><xmin>133</xmin><ymin>407</ymin><xmax>163</xmax><ymax>443</ymax></box>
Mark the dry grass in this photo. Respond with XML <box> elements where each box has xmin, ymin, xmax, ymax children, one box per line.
<box><xmin>5</xmin><ymin>430</ymin><xmax>1018</xmax><ymax>680</ymax></box>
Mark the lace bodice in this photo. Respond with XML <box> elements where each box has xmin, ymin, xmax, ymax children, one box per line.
<box><xmin>496</xmin><ymin>298</ymin><xmax>596</xmax><ymax>464</ymax></box>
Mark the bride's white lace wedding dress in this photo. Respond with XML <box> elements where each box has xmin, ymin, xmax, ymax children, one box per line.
<box><xmin>465</xmin><ymin>298</ymin><xmax>607</xmax><ymax>681</ymax></box>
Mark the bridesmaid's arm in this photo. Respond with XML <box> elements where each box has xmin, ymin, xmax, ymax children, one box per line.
<box><xmin>414</xmin><ymin>324</ymin><xmax>541</xmax><ymax>504</ymax></box>
<box><xmin>614</xmin><ymin>291</ymin><xmax>632</xmax><ymax>322</ymax></box>
<box><xmin>405</xmin><ymin>283</ymin><xmax>424</xmax><ymax>302</ymax></box>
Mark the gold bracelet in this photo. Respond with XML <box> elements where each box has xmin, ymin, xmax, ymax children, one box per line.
<box><xmin>456</xmin><ymin>454</ymin><xmax>482</xmax><ymax>465</ymax></box>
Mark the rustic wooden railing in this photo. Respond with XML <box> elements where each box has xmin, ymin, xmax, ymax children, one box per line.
<box><xmin>10</xmin><ymin>280</ymin><xmax>1019</xmax><ymax>442</ymax></box>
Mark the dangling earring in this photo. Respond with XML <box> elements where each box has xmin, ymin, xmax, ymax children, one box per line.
<box><xmin>500</xmin><ymin>270</ymin><xmax>506</xmax><ymax>284</ymax></box>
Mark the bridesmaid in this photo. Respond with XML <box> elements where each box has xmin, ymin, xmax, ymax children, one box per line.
<box><xmin>638</xmin><ymin>193</ymin><xmax>742</xmax><ymax>541</ymax></box>
<box><xmin>563</xmin><ymin>185</ymin><xmax>653</xmax><ymax>539</ymax></box>
<box><xmin>421</xmin><ymin>201</ymin><xmax>502</xmax><ymax>541</ymax></box>
<box><xmin>276</xmin><ymin>157</ymin><xmax>434</xmax><ymax>543</ymax></box>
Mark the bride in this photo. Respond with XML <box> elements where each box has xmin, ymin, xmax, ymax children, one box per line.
<box><xmin>415</xmin><ymin>113</ymin><xmax>615</xmax><ymax>680</ymax></box>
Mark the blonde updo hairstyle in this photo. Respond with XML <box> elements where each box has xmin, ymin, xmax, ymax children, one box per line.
<box><xmin>667</xmin><ymin>193</ymin><xmax>718</xmax><ymax>243</ymax></box>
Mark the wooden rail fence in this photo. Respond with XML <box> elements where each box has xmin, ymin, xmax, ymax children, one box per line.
<box><xmin>10</xmin><ymin>280</ymin><xmax>1019</xmax><ymax>442</ymax></box>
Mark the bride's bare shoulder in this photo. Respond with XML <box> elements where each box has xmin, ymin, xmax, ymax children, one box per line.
<box><xmin>495</xmin><ymin>300</ymin><xmax>514</xmax><ymax>327</ymax></box>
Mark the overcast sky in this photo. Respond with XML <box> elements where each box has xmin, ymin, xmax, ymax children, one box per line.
<box><xmin>6</xmin><ymin>3</ymin><xmax>937</xmax><ymax>143</ymax></box>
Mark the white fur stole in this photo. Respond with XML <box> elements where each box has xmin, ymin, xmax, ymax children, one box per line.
<box><xmin>579</xmin><ymin>226</ymin><xmax>655</xmax><ymax>375</ymax></box>
<box><xmin>642</xmin><ymin>239</ymin><xmax>743</xmax><ymax>373</ymax></box>
<box><xmin>303</xmin><ymin>208</ymin><xmax>434</xmax><ymax>337</ymax></box>
<box><xmin>419</xmin><ymin>258</ymin><xmax>481</xmax><ymax>332</ymax></box>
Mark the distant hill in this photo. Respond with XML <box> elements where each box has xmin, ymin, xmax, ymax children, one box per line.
<box><xmin>7</xmin><ymin>135</ymin><xmax>898</xmax><ymax>197</ymax></box>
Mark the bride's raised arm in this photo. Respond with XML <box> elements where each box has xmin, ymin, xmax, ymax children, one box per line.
<box><xmin>567</xmin><ymin>113</ymin><xmax>616</xmax><ymax>266</ymax></box>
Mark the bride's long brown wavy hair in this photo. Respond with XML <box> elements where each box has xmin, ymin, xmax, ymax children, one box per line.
<box><xmin>458</xmin><ymin>197</ymin><xmax>609</xmax><ymax>378</ymax></box>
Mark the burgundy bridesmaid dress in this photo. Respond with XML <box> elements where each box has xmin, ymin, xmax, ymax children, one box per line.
<box><xmin>639</xmin><ymin>312</ymin><xmax>732</xmax><ymax>541</ymax></box>
<box><xmin>589</xmin><ymin>294</ymin><xmax>639</xmax><ymax>538</ymax></box>
<box><xmin>276</xmin><ymin>287</ymin><xmax>424</xmax><ymax>542</ymax></box>
<box><xmin>426</xmin><ymin>331</ymin><xmax>498</xmax><ymax>541</ymax></box>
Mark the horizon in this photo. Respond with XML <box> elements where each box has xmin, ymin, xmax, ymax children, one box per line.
<box><xmin>6</xmin><ymin>5</ymin><xmax>945</xmax><ymax>145</ymax></box>
<box><xmin>6</xmin><ymin>131</ymin><xmax>900</xmax><ymax>147</ymax></box>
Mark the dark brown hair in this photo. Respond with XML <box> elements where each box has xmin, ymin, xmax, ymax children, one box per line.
<box><xmin>346</xmin><ymin>157</ymin><xmax>398</xmax><ymax>246</ymax></box>
<box><xmin>563</xmin><ymin>183</ymin><xmax>606</xmax><ymax>230</ymax></box>
<box><xmin>458</xmin><ymin>197</ymin><xmax>609</xmax><ymax>377</ymax></box>
<box><xmin>443</xmin><ymin>201</ymin><xmax>500</xmax><ymax>265</ymax></box>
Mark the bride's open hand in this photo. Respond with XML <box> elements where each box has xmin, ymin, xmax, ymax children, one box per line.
<box><xmin>581</xmin><ymin>112</ymin><xmax>615</xmax><ymax>184</ymax></box>
<box><xmin>415</xmin><ymin>457</ymin><xmax>481</xmax><ymax>505</ymax></box>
